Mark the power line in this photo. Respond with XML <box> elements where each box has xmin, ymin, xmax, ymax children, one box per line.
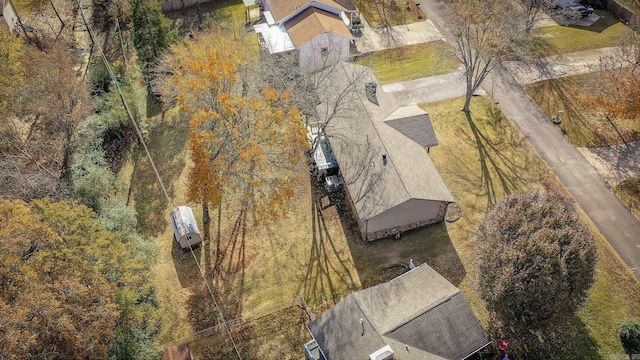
<box><xmin>74</xmin><ymin>3</ymin><xmax>242</xmax><ymax>358</ymax></box>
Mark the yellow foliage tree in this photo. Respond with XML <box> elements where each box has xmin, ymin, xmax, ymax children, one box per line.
<box><xmin>0</xmin><ymin>198</ymin><xmax>160</xmax><ymax>359</ymax></box>
<box><xmin>161</xmin><ymin>29</ymin><xmax>307</xmax><ymax>242</ymax></box>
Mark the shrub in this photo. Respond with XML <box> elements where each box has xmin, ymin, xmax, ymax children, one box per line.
<box><xmin>620</xmin><ymin>320</ymin><xmax>640</xmax><ymax>359</ymax></box>
<box><xmin>476</xmin><ymin>191</ymin><xmax>597</xmax><ymax>328</ymax></box>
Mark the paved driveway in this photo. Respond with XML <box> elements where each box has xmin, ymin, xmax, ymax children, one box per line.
<box><xmin>381</xmin><ymin>68</ymin><xmax>468</xmax><ymax>105</ymax></box>
<box><xmin>353</xmin><ymin>16</ymin><xmax>444</xmax><ymax>54</ymax></box>
<box><xmin>578</xmin><ymin>141</ymin><xmax>640</xmax><ymax>187</ymax></box>
<box><xmin>504</xmin><ymin>46</ymin><xmax>624</xmax><ymax>85</ymax></box>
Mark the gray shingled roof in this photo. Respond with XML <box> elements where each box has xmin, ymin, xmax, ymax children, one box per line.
<box><xmin>307</xmin><ymin>265</ymin><xmax>491</xmax><ymax>360</ymax></box>
<box><xmin>307</xmin><ymin>295</ymin><xmax>388</xmax><ymax>360</ymax></box>
<box><xmin>385</xmin><ymin>294</ymin><xmax>491</xmax><ymax>360</ymax></box>
<box><xmin>316</xmin><ymin>63</ymin><xmax>453</xmax><ymax>222</ymax></box>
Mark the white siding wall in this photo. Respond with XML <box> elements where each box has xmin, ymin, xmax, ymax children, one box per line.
<box><xmin>1</xmin><ymin>0</ymin><xmax>19</xmax><ymax>32</ymax></box>
<box><xmin>366</xmin><ymin>199</ymin><xmax>442</xmax><ymax>234</ymax></box>
<box><xmin>298</xmin><ymin>32</ymin><xmax>350</xmax><ymax>73</ymax></box>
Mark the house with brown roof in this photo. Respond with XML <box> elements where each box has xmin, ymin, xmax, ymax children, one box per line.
<box><xmin>306</xmin><ymin>264</ymin><xmax>492</xmax><ymax>359</ymax></box>
<box><xmin>316</xmin><ymin>62</ymin><xmax>455</xmax><ymax>241</ymax></box>
<box><xmin>254</xmin><ymin>0</ymin><xmax>357</xmax><ymax>72</ymax></box>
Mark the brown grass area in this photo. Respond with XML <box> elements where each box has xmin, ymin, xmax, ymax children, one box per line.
<box><xmin>165</xmin><ymin>0</ymin><xmax>247</xmax><ymax>35</ymax></box>
<box><xmin>422</xmin><ymin>96</ymin><xmax>640</xmax><ymax>358</ymax></box>
<box><xmin>614</xmin><ymin>177</ymin><xmax>640</xmax><ymax>220</ymax></box>
<box><xmin>531</xmin><ymin>10</ymin><xmax>633</xmax><ymax>56</ymax></box>
<box><xmin>120</xmin><ymin>112</ymin><xmax>361</xmax><ymax>345</ymax></box>
<box><xmin>190</xmin><ymin>305</ymin><xmax>311</xmax><ymax>359</ymax></box>
<box><xmin>524</xmin><ymin>74</ymin><xmax>640</xmax><ymax>148</ymax></box>
<box><xmin>355</xmin><ymin>41</ymin><xmax>459</xmax><ymax>84</ymax></box>
<box><xmin>355</xmin><ymin>0</ymin><xmax>426</xmax><ymax>29</ymax></box>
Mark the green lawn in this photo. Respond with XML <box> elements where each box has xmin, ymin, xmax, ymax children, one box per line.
<box><xmin>531</xmin><ymin>10</ymin><xmax>633</xmax><ymax>55</ymax></box>
<box><xmin>355</xmin><ymin>41</ymin><xmax>459</xmax><ymax>84</ymax></box>
<box><xmin>421</xmin><ymin>96</ymin><xmax>640</xmax><ymax>358</ymax></box>
<box><xmin>524</xmin><ymin>73</ymin><xmax>640</xmax><ymax>148</ymax></box>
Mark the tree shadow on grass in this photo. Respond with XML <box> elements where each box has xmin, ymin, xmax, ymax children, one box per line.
<box><xmin>172</xmin><ymin>240</ymin><xmax>226</xmax><ymax>331</ymax></box>
<box><xmin>167</xmin><ymin>201</ymin><xmax>250</xmax><ymax>357</ymax></box>
<box><xmin>458</xmin><ymin>110</ymin><xmax>544</xmax><ymax>211</ymax></box>
<box><xmin>489</xmin><ymin>314</ymin><xmax>601</xmax><ymax>360</ymax></box>
<box><xmin>171</xmin><ymin>236</ymin><xmax>204</xmax><ymax>288</ymax></box>
<box><xmin>209</xmin><ymin>202</ymin><xmax>248</xmax><ymax>318</ymax></box>
<box><xmin>296</xmin><ymin>175</ymin><xmax>359</xmax><ymax>306</ymax></box>
<box><xmin>524</xmin><ymin>76</ymin><xmax>614</xmax><ymax>147</ymax></box>
<box><xmin>131</xmin><ymin>123</ymin><xmax>188</xmax><ymax>236</ymax></box>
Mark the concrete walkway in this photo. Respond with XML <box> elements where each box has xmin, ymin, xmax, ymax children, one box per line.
<box><xmin>505</xmin><ymin>46</ymin><xmax>624</xmax><ymax>85</ymax></box>
<box><xmin>417</xmin><ymin>0</ymin><xmax>640</xmax><ymax>280</ymax></box>
<box><xmin>578</xmin><ymin>141</ymin><xmax>640</xmax><ymax>187</ymax></box>
<box><xmin>382</xmin><ymin>68</ymin><xmax>467</xmax><ymax>105</ymax></box>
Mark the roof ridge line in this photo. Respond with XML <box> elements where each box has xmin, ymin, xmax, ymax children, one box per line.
<box><xmin>382</xmin><ymin>290</ymin><xmax>461</xmax><ymax>335</ymax></box>
<box><xmin>353</xmin><ymin>78</ymin><xmax>412</xmax><ymax>200</ymax></box>
<box><xmin>353</xmin><ymin>294</ymin><xmax>379</xmax><ymax>333</ymax></box>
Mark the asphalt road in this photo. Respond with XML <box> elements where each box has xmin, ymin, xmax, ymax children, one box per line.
<box><xmin>413</xmin><ymin>0</ymin><xmax>640</xmax><ymax>280</ymax></box>
<box><xmin>485</xmin><ymin>66</ymin><xmax>640</xmax><ymax>279</ymax></box>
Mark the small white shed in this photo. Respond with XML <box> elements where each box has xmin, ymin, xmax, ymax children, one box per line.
<box><xmin>170</xmin><ymin>206</ymin><xmax>202</xmax><ymax>249</ymax></box>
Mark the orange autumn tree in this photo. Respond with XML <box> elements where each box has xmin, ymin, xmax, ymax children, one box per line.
<box><xmin>160</xmin><ymin>29</ymin><xmax>308</xmax><ymax>242</ymax></box>
<box><xmin>582</xmin><ymin>33</ymin><xmax>640</xmax><ymax>142</ymax></box>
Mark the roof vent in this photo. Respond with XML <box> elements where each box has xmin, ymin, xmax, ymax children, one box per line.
<box><xmin>369</xmin><ymin>345</ymin><xmax>394</xmax><ymax>360</ymax></box>
<box><xmin>382</xmin><ymin>153</ymin><xmax>387</xmax><ymax>166</ymax></box>
<box><xmin>365</xmin><ymin>82</ymin><xmax>378</xmax><ymax>105</ymax></box>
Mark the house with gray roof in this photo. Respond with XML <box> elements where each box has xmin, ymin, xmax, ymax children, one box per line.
<box><xmin>316</xmin><ymin>62</ymin><xmax>454</xmax><ymax>240</ymax></box>
<box><xmin>306</xmin><ymin>264</ymin><xmax>491</xmax><ymax>360</ymax></box>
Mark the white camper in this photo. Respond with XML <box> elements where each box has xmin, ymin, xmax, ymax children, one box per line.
<box><xmin>170</xmin><ymin>206</ymin><xmax>203</xmax><ymax>249</ymax></box>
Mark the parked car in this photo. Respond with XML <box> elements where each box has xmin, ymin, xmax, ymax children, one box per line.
<box><xmin>566</xmin><ymin>4</ymin><xmax>594</xmax><ymax>17</ymax></box>
<box><xmin>554</xmin><ymin>2</ymin><xmax>594</xmax><ymax>17</ymax></box>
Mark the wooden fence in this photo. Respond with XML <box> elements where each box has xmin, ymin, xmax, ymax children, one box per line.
<box><xmin>604</xmin><ymin>0</ymin><xmax>640</xmax><ymax>30</ymax></box>
<box><xmin>160</xmin><ymin>296</ymin><xmax>314</xmax><ymax>348</ymax></box>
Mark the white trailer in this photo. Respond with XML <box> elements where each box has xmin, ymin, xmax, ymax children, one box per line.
<box><xmin>170</xmin><ymin>206</ymin><xmax>203</xmax><ymax>249</ymax></box>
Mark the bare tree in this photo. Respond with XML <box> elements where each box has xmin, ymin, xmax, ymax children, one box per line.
<box><xmin>449</xmin><ymin>0</ymin><xmax>524</xmax><ymax>113</ymax></box>
<box><xmin>520</xmin><ymin>0</ymin><xmax>552</xmax><ymax>35</ymax></box>
<box><xmin>257</xmin><ymin>38</ymin><xmax>370</xmax><ymax>152</ymax></box>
